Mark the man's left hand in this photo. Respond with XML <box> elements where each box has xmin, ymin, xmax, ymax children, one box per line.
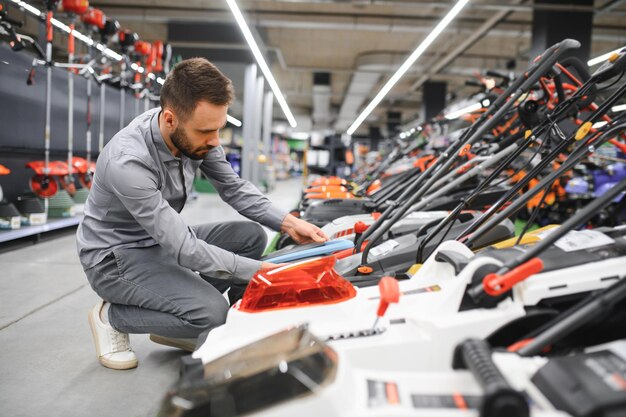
<box><xmin>281</xmin><ymin>214</ymin><xmax>328</xmax><ymax>244</ymax></box>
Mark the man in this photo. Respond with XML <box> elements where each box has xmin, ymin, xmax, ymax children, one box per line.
<box><xmin>77</xmin><ymin>57</ymin><xmax>327</xmax><ymax>370</ymax></box>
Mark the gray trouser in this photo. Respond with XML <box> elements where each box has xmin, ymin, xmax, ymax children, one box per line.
<box><xmin>84</xmin><ymin>221</ymin><xmax>267</xmax><ymax>338</ymax></box>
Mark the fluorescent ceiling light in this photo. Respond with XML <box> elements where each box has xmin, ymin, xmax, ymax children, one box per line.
<box><xmin>444</xmin><ymin>101</ymin><xmax>482</xmax><ymax>120</ymax></box>
<box><xmin>588</xmin><ymin>46</ymin><xmax>625</xmax><ymax>66</ymax></box>
<box><xmin>226</xmin><ymin>0</ymin><xmax>297</xmax><ymax>128</ymax></box>
<box><xmin>346</xmin><ymin>0</ymin><xmax>470</xmax><ymax>135</ymax></box>
<box><xmin>227</xmin><ymin>114</ymin><xmax>242</xmax><ymax>127</ymax></box>
<box><xmin>612</xmin><ymin>104</ymin><xmax>626</xmax><ymax>112</ymax></box>
<box><xmin>10</xmin><ymin>0</ymin><xmax>41</xmax><ymax>16</ymax></box>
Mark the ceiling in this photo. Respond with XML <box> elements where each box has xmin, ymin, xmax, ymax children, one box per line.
<box><xmin>34</xmin><ymin>0</ymin><xmax>626</xmax><ymax>135</ymax></box>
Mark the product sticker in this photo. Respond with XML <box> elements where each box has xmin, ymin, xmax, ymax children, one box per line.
<box><xmin>369</xmin><ymin>239</ymin><xmax>399</xmax><ymax>258</ymax></box>
<box><xmin>584</xmin><ymin>351</ymin><xmax>626</xmax><ymax>391</ymax></box>
<box><xmin>367</xmin><ymin>380</ymin><xmax>401</xmax><ymax>407</ymax></box>
<box><xmin>554</xmin><ymin>230</ymin><xmax>615</xmax><ymax>252</ymax></box>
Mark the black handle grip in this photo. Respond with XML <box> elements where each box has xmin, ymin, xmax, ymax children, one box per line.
<box><xmin>465</xmin><ymin>80</ymin><xmax>483</xmax><ymax>87</ymax></box>
<box><xmin>558</xmin><ymin>57</ymin><xmax>596</xmax><ymax>107</ymax></box>
<box><xmin>592</xmin><ymin>47</ymin><xmax>626</xmax><ymax>83</ymax></box>
<box><xmin>485</xmin><ymin>70</ymin><xmax>509</xmax><ymax>80</ymax></box>
<box><xmin>453</xmin><ymin>339</ymin><xmax>529</xmax><ymax>417</ymax></box>
<box><xmin>434</xmin><ymin>249</ymin><xmax>470</xmax><ymax>275</ymax></box>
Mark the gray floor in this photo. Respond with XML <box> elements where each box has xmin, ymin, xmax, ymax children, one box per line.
<box><xmin>0</xmin><ymin>178</ymin><xmax>302</xmax><ymax>417</ymax></box>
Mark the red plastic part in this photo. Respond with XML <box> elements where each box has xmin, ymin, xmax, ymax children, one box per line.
<box><xmin>26</xmin><ymin>160</ymin><xmax>74</xmax><ymax>176</ymax></box>
<box><xmin>68</xmin><ymin>22</ymin><xmax>75</xmax><ymax>54</ymax></box>
<box><xmin>134</xmin><ymin>40</ymin><xmax>151</xmax><ymax>56</ymax></box>
<box><xmin>306</xmin><ymin>192</ymin><xmax>354</xmax><ymax>200</ymax></box>
<box><xmin>507</xmin><ymin>338</ymin><xmax>533</xmax><ymax>352</ymax></box>
<box><xmin>371</xmin><ymin>212</ymin><xmax>381</xmax><ymax>221</ymax></box>
<box><xmin>81</xmin><ymin>8</ymin><xmax>105</xmax><ymax>29</ymax></box>
<box><xmin>310</xmin><ymin>177</ymin><xmax>345</xmax><ymax>186</ymax></box>
<box><xmin>354</xmin><ymin>221</ymin><xmax>368</xmax><ymax>234</ymax></box>
<box><xmin>376</xmin><ymin>276</ymin><xmax>400</xmax><ymax>317</ymax></box>
<box><xmin>71</xmin><ymin>156</ymin><xmax>89</xmax><ymax>174</ymax></box>
<box><xmin>46</xmin><ymin>11</ymin><xmax>54</xmax><ymax>42</ymax></box>
<box><xmin>237</xmin><ymin>256</ymin><xmax>357</xmax><ymax>313</ymax></box>
<box><xmin>0</xmin><ymin>164</ymin><xmax>10</xmax><ymax>175</ymax></box>
<box><xmin>30</xmin><ymin>175</ymin><xmax>58</xmax><ymax>198</ymax></box>
<box><xmin>62</xmin><ymin>0</ymin><xmax>89</xmax><ymax>15</ymax></box>
<box><xmin>483</xmin><ymin>258</ymin><xmax>544</xmax><ymax>297</ymax></box>
<box><xmin>366</xmin><ymin>179</ymin><xmax>381</xmax><ymax>195</ymax></box>
<box><xmin>152</xmin><ymin>41</ymin><xmax>164</xmax><ymax>72</ymax></box>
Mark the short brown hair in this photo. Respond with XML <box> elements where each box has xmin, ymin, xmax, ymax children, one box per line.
<box><xmin>160</xmin><ymin>57</ymin><xmax>234</xmax><ymax>120</ymax></box>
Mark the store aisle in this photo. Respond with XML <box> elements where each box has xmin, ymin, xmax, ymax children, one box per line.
<box><xmin>0</xmin><ymin>177</ymin><xmax>302</xmax><ymax>417</ymax></box>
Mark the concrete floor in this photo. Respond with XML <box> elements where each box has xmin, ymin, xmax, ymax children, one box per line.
<box><xmin>0</xmin><ymin>177</ymin><xmax>303</xmax><ymax>417</ymax></box>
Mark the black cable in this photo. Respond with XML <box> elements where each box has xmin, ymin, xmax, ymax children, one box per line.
<box><xmin>515</xmin><ymin>182</ymin><xmax>552</xmax><ymax>245</ymax></box>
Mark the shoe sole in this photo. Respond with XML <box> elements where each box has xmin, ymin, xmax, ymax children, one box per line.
<box><xmin>149</xmin><ymin>334</ymin><xmax>196</xmax><ymax>353</ymax></box>
<box><xmin>87</xmin><ymin>308</ymin><xmax>138</xmax><ymax>370</ymax></box>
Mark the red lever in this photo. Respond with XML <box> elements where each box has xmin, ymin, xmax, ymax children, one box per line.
<box><xmin>483</xmin><ymin>258</ymin><xmax>544</xmax><ymax>296</ymax></box>
<box><xmin>354</xmin><ymin>221</ymin><xmax>368</xmax><ymax>234</ymax></box>
<box><xmin>376</xmin><ymin>276</ymin><xmax>401</xmax><ymax>317</ymax></box>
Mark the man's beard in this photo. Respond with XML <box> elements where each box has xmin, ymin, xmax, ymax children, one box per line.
<box><xmin>170</xmin><ymin>125</ymin><xmax>216</xmax><ymax>160</ymax></box>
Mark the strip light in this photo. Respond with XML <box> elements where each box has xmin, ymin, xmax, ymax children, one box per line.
<box><xmin>227</xmin><ymin>114</ymin><xmax>242</xmax><ymax>127</ymax></box>
<box><xmin>613</xmin><ymin>104</ymin><xmax>626</xmax><ymax>113</ymax></box>
<box><xmin>588</xmin><ymin>46</ymin><xmax>625</xmax><ymax>67</ymax></box>
<box><xmin>346</xmin><ymin>0</ymin><xmax>470</xmax><ymax>135</ymax></box>
<box><xmin>226</xmin><ymin>0</ymin><xmax>297</xmax><ymax>128</ymax></box>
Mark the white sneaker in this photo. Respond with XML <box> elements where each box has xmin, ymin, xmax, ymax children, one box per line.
<box><xmin>88</xmin><ymin>301</ymin><xmax>138</xmax><ymax>370</ymax></box>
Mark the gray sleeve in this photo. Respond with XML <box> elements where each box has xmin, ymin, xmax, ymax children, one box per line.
<box><xmin>199</xmin><ymin>146</ymin><xmax>288</xmax><ymax>231</ymax></box>
<box><xmin>105</xmin><ymin>154</ymin><xmax>262</xmax><ymax>281</ymax></box>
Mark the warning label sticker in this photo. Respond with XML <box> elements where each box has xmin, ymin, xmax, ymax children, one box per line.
<box><xmin>367</xmin><ymin>380</ymin><xmax>400</xmax><ymax>407</ymax></box>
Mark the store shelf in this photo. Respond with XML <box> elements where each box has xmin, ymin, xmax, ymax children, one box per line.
<box><xmin>0</xmin><ymin>215</ymin><xmax>82</xmax><ymax>243</ymax></box>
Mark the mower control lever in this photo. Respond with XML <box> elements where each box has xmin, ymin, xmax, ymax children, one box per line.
<box><xmin>371</xmin><ymin>276</ymin><xmax>400</xmax><ymax>332</ymax></box>
<box><xmin>482</xmin><ymin>258</ymin><xmax>544</xmax><ymax>297</ymax></box>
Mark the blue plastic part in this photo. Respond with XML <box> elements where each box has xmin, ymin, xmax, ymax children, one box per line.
<box><xmin>265</xmin><ymin>239</ymin><xmax>355</xmax><ymax>263</ymax></box>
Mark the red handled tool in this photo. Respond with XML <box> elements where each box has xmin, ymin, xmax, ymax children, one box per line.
<box><xmin>371</xmin><ymin>276</ymin><xmax>400</xmax><ymax>332</ymax></box>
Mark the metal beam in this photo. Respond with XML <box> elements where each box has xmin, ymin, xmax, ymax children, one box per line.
<box><xmin>410</xmin><ymin>0</ymin><xmax>524</xmax><ymax>93</ymax></box>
